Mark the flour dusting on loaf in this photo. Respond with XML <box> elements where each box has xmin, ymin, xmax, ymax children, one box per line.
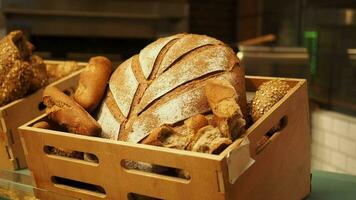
<box><xmin>139</xmin><ymin>34</ymin><xmax>183</xmax><ymax>79</ymax></box>
<box><xmin>158</xmin><ymin>34</ymin><xmax>222</xmax><ymax>74</ymax></box>
<box><xmin>97</xmin><ymin>102</ymin><xmax>121</xmax><ymax>140</ymax></box>
<box><xmin>137</xmin><ymin>45</ymin><xmax>233</xmax><ymax>113</ymax></box>
<box><xmin>96</xmin><ymin>33</ymin><xmax>246</xmax><ymax>143</ymax></box>
<box><xmin>109</xmin><ymin>57</ymin><xmax>139</xmax><ymax>117</ymax></box>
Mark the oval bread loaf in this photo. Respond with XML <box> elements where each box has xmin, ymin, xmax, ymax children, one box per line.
<box><xmin>97</xmin><ymin>33</ymin><xmax>247</xmax><ymax>142</ymax></box>
<box><xmin>74</xmin><ymin>56</ymin><xmax>112</xmax><ymax>112</ymax></box>
<box><xmin>251</xmin><ymin>79</ymin><xmax>290</xmax><ymax>122</ymax></box>
<box><xmin>43</xmin><ymin>86</ymin><xmax>101</xmax><ymax>136</ymax></box>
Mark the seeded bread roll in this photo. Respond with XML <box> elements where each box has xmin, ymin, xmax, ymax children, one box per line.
<box><xmin>74</xmin><ymin>56</ymin><xmax>112</xmax><ymax>112</ymax></box>
<box><xmin>29</xmin><ymin>55</ymin><xmax>48</xmax><ymax>92</ymax></box>
<box><xmin>96</xmin><ymin>33</ymin><xmax>247</xmax><ymax>142</ymax></box>
<box><xmin>46</xmin><ymin>61</ymin><xmax>82</xmax><ymax>81</ymax></box>
<box><xmin>43</xmin><ymin>86</ymin><xmax>101</xmax><ymax>136</ymax></box>
<box><xmin>0</xmin><ymin>31</ymin><xmax>34</xmax><ymax>106</ymax></box>
<box><xmin>251</xmin><ymin>79</ymin><xmax>290</xmax><ymax>122</ymax></box>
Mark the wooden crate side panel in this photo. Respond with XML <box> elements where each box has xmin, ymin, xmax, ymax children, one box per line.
<box><xmin>0</xmin><ymin>109</ymin><xmax>15</xmax><ymax>169</ymax></box>
<box><xmin>0</xmin><ymin>67</ymin><xmax>82</xmax><ymax>170</ymax></box>
<box><xmin>224</xmin><ymin>81</ymin><xmax>310</xmax><ymax>200</ymax></box>
<box><xmin>220</xmin><ymin>77</ymin><xmax>302</xmax><ymax>159</ymax></box>
<box><xmin>20</xmin><ymin>127</ymin><xmax>225</xmax><ymax>200</ymax></box>
<box><xmin>0</xmin><ymin>135</ymin><xmax>14</xmax><ymax>169</ymax></box>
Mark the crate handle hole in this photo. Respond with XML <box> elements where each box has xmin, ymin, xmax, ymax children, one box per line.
<box><xmin>51</xmin><ymin>176</ymin><xmax>106</xmax><ymax>198</ymax></box>
<box><xmin>256</xmin><ymin>115</ymin><xmax>288</xmax><ymax>154</ymax></box>
<box><xmin>127</xmin><ymin>192</ymin><xmax>162</xmax><ymax>200</ymax></box>
<box><xmin>38</xmin><ymin>101</ymin><xmax>46</xmax><ymax>111</ymax></box>
<box><xmin>63</xmin><ymin>88</ymin><xmax>75</xmax><ymax>96</ymax></box>
<box><xmin>43</xmin><ymin>145</ymin><xmax>99</xmax><ymax>164</ymax></box>
<box><xmin>121</xmin><ymin>159</ymin><xmax>191</xmax><ymax>182</ymax></box>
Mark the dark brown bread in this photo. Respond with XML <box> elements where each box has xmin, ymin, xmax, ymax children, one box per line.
<box><xmin>74</xmin><ymin>56</ymin><xmax>112</xmax><ymax>112</ymax></box>
<box><xmin>43</xmin><ymin>86</ymin><xmax>101</xmax><ymax>136</ymax></box>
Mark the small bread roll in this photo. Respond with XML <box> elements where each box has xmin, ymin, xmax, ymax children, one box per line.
<box><xmin>29</xmin><ymin>55</ymin><xmax>48</xmax><ymax>92</ymax></box>
<box><xmin>74</xmin><ymin>56</ymin><xmax>112</xmax><ymax>112</ymax></box>
<box><xmin>251</xmin><ymin>79</ymin><xmax>290</xmax><ymax>122</ymax></box>
<box><xmin>32</xmin><ymin>121</ymin><xmax>51</xmax><ymax>129</ymax></box>
<box><xmin>43</xmin><ymin>86</ymin><xmax>101</xmax><ymax>136</ymax></box>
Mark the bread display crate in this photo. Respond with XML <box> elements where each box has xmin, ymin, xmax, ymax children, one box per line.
<box><xmin>0</xmin><ymin>61</ymin><xmax>85</xmax><ymax>170</ymax></box>
<box><xmin>19</xmin><ymin>76</ymin><xmax>311</xmax><ymax>200</ymax></box>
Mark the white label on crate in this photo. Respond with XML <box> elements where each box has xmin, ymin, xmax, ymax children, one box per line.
<box><xmin>97</xmin><ymin>102</ymin><xmax>121</xmax><ymax>140</ymax></box>
<box><xmin>227</xmin><ymin>137</ymin><xmax>255</xmax><ymax>184</ymax></box>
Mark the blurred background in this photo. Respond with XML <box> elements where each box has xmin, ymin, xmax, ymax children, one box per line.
<box><xmin>0</xmin><ymin>0</ymin><xmax>355</xmax><ymax>176</ymax></box>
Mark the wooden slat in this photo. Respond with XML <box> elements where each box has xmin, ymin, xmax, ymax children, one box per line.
<box><xmin>0</xmin><ymin>61</ymin><xmax>84</xmax><ymax>170</ymax></box>
<box><xmin>19</xmin><ymin>76</ymin><xmax>311</xmax><ymax>200</ymax></box>
<box><xmin>222</xmin><ymin>80</ymin><xmax>310</xmax><ymax>200</ymax></box>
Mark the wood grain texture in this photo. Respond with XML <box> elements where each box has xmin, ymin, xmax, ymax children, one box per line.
<box><xmin>19</xmin><ymin>76</ymin><xmax>310</xmax><ymax>200</ymax></box>
<box><xmin>0</xmin><ymin>60</ymin><xmax>85</xmax><ymax>170</ymax></box>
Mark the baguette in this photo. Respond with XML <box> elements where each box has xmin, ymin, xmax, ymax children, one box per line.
<box><xmin>74</xmin><ymin>56</ymin><xmax>112</xmax><ymax>112</ymax></box>
<box><xmin>43</xmin><ymin>86</ymin><xmax>101</xmax><ymax>136</ymax></box>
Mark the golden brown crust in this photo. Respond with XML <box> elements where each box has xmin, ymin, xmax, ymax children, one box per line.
<box><xmin>97</xmin><ymin>33</ymin><xmax>247</xmax><ymax>144</ymax></box>
<box><xmin>205</xmin><ymin>79</ymin><xmax>246</xmax><ymax>139</ymax></box>
<box><xmin>43</xmin><ymin>86</ymin><xmax>101</xmax><ymax>136</ymax></box>
<box><xmin>74</xmin><ymin>56</ymin><xmax>112</xmax><ymax>112</ymax></box>
<box><xmin>0</xmin><ymin>31</ymin><xmax>34</xmax><ymax>106</ymax></box>
<box><xmin>32</xmin><ymin>121</ymin><xmax>51</xmax><ymax>129</ymax></box>
<box><xmin>29</xmin><ymin>55</ymin><xmax>48</xmax><ymax>92</ymax></box>
<box><xmin>46</xmin><ymin>61</ymin><xmax>82</xmax><ymax>81</ymax></box>
<box><xmin>251</xmin><ymin>79</ymin><xmax>290</xmax><ymax>122</ymax></box>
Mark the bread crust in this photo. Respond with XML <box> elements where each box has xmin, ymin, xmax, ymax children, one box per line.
<box><xmin>74</xmin><ymin>56</ymin><xmax>112</xmax><ymax>112</ymax></box>
<box><xmin>96</xmin><ymin>34</ymin><xmax>247</xmax><ymax>143</ymax></box>
<box><xmin>43</xmin><ymin>86</ymin><xmax>101</xmax><ymax>136</ymax></box>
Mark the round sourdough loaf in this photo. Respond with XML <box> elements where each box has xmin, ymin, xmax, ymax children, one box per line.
<box><xmin>97</xmin><ymin>33</ymin><xmax>247</xmax><ymax>142</ymax></box>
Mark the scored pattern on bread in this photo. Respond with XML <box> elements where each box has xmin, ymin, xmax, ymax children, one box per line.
<box><xmin>137</xmin><ymin>45</ymin><xmax>235</xmax><ymax>114</ymax></box>
<box><xmin>97</xmin><ymin>102</ymin><xmax>121</xmax><ymax>140</ymax></box>
<box><xmin>158</xmin><ymin>34</ymin><xmax>222</xmax><ymax>74</ymax></box>
<box><xmin>139</xmin><ymin>34</ymin><xmax>183</xmax><ymax>79</ymax></box>
<box><xmin>109</xmin><ymin>57</ymin><xmax>139</xmax><ymax>117</ymax></box>
<box><xmin>96</xmin><ymin>33</ymin><xmax>246</xmax><ymax>143</ymax></box>
<box><xmin>126</xmin><ymin>73</ymin><xmax>238</xmax><ymax>142</ymax></box>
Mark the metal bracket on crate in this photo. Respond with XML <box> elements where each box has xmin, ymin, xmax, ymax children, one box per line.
<box><xmin>226</xmin><ymin>137</ymin><xmax>255</xmax><ymax>184</ymax></box>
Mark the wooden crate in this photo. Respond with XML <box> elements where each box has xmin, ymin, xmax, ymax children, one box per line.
<box><xmin>19</xmin><ymin>76</ymin><xmax>311</xmax><ymax>200</ymax></box>
<box><xmin>0</xmin><ymin>61</ymin><xmax>85</xmax><ymax>170</ymax></box>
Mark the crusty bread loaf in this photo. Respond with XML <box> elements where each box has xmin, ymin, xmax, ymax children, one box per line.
<box><xmin>43</xmin><ymin>86</ymin><xmax>101</xmax><ymax>136</ymax></box>
<box><xmin>205</xmin><ymin>79</ymin><xmax>246</xmax><ymax>139</ymax></box>
<box><xmin>251</xmin><ymin>79</ymin><xmax>290</xmax><ymax>122</ymax></box>
<box><xmin>74</xmin><ymin>56</ymin><xmax>112</xmax><ymax>112</ymax></box>
<box><xmin>0</xmin><ymin>31</ymin><xmax>34</xmax><ymax>106</ymax></box>
<box><xmin>29</xmin><ymin>55</ymin><xmax>48</xmax><ymax>92</ymax></box>
<box><xmin>32</xmin><ymin>121</ymin><xmax>51</xmax><ymax>129</ymax></box>
<box><xmin>96</xmin><ymin>33</ymin><xmax>247</xmax><ymax>142</ymax></box>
